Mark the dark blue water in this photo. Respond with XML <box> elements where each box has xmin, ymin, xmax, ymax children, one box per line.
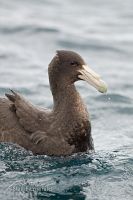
<box><xmin>0</xmin><ymin>0</ymin><xmax>133</xmax><ymax>199</ymax></box>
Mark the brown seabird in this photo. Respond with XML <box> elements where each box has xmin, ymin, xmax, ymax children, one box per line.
<box><xmin>0</xmin><ymin>50</ymin><xmax>107</xmax><ymax>156</ymax></box>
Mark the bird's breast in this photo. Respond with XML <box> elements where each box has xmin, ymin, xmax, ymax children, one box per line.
<box><xmin>67</xmin><ymin>120</ymin><xmax>92</xmax><ymax>152</ymax></box>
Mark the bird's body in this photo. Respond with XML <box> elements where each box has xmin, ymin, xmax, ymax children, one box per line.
<box><xmin>0</xmin><ymin>50</ymin><xmax>107</xmax><ymax>156</ymax></box>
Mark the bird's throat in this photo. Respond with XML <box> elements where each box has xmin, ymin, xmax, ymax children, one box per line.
<box><xmin>52</xmin><ymin>84</ymin><xmax>87</xmax><ymax>116</ymax></box>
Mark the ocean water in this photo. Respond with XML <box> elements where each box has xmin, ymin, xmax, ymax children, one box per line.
<box><xmin>0</xmin><ymin>0</ymin><xmax>133</xmax><ymax>199</ymax></box>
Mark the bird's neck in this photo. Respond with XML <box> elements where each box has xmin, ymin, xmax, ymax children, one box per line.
<box><xmin>52</xmin><ymin>83</ymin><xmax>87</xmax><ymax>116</ymax></box>
<box><xmin>49</xmin><ymin>72</ymin><xmax>88</xmax><ymax>117</ymax></box>
<box><xmin>51</xmin><ymin>83</ymin><xmax>93</xmax><ymax>152</ymax></box>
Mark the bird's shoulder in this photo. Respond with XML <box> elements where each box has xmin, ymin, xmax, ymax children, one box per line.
<box><xmin>5</xmin><ymin>90</ymin><xmax>52</xmax><ymax>133</ymax></box>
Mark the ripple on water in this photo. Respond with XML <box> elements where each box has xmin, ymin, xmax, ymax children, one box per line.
<box><xmin>0</xmin><ymin>24</ymin><xmax>59</xmax><ymax>35</ymax></box>
<box><xmin>116</xmin><ymin>107</ymin><xmax>133</xmax><ymax>115</ymax></box>
<box><xmin>58</xmin><ymin>38</ymin><xmax>126</xmax><ymax>54</ymax></box>
<box><xmin>94</xmin><ymin>93</ymin><xmax>132</xmax><ymax>104</ymax></box>
<box><xmin>0</xmin><ymin>143</ymin><xmax>133</xmax><ymax>200</ymax></box>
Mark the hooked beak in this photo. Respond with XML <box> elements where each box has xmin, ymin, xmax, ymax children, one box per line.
<box><xmin>78</xmin><ymin>65</ymin><xmax>107</xmax><ymax>93</ymax></box>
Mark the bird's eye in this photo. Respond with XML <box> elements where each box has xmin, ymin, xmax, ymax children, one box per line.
<box><xmin>70</xmin><ymin>61</ymin><xmax>78</xmax><ymax>66</ymax></box>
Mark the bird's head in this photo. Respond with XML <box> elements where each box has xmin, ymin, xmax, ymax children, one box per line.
<box><xmin>49</xmin><ymin>50</ymin><xmax>107</xmax><ymax>93</ymax></box>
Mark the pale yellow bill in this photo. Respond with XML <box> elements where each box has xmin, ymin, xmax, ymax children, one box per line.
<box><xmin>78</xmin><ymin>65</ymin><xmax>107</xmax><ymax>93</ymax></box>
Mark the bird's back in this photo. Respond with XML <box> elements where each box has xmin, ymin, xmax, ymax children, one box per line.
<box><xmin>0</xmin><ymin>92</ymin><xmax>53</xmax><ymax>153</ymax></box>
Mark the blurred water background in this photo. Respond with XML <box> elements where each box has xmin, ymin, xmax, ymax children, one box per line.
<box><xmin>0</xmin><ymin>0</ymin><xmax>133</xmax><ymax>199</ymax></box>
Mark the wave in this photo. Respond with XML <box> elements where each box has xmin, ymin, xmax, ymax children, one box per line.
<box><xmin>0</xmin><ymin>143</ymin><xmax>132</xmax><ymax>199</ymax></box>
<box><xmin>0</xmin><ymin>24</ymin><xmax>59</xmax><ymax>35</ymax></box>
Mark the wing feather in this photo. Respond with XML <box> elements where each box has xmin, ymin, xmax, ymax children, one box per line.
<box><xmin>5</xmin><ymin>90</ymin><xmax>50</xmax><ymax>133</ymax></box>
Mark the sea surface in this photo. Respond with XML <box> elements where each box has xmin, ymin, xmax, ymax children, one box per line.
<box><xmin>0</xmin><ymin>0</ymin><xmax>133</xmax><ymax>199</ymax></box>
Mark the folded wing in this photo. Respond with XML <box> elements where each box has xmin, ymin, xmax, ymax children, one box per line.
<box><xmin>5</xmin><ymin>90</ymin><xmax>50</xmax><ymax>133</ymax></box>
